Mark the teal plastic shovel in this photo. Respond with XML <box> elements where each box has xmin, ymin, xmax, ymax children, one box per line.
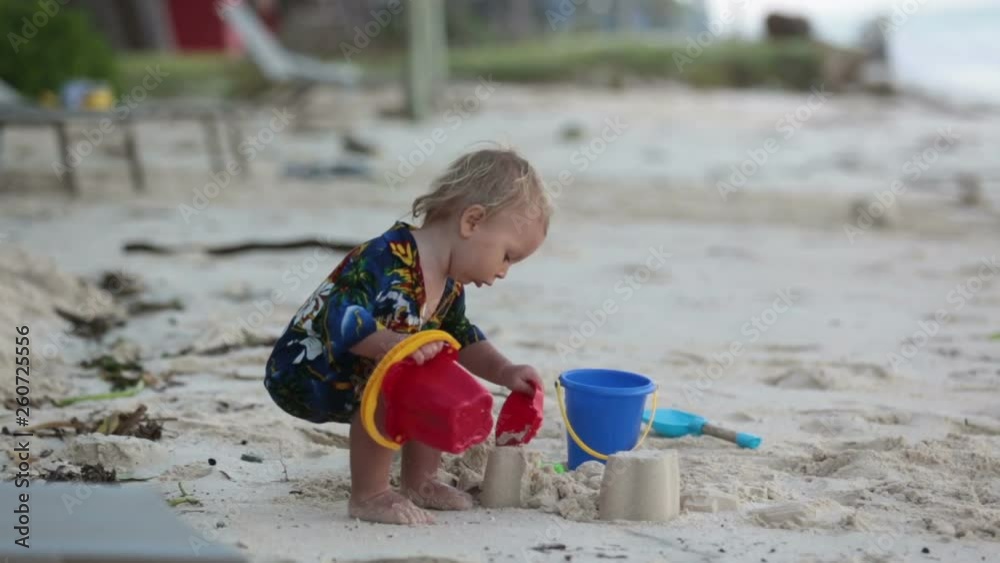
<box><xmin>642</xmin><ymin>409</ymin><xmax>762</xmax><ymax>449</ymax></box>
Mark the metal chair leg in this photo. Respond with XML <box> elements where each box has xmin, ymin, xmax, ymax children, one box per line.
<box><xmin>122</xmin><ymin>120</ymin><xmax>146</xmax><ymax>192</ymax></box>
<box><xmin>54</xmin><ymin>122</ymin><xmax>79</xmax><ymax>195</ymax></box>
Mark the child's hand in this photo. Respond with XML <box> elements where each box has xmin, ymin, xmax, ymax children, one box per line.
<box><xmin>499</xmin><ymin>364</ymin><xmax>543</xmax><ymax>396</ymax></box>
<box><xmin>408</xmin><ymin>341</ymin><xmax>446</xmax><ymax>365</ymax></box>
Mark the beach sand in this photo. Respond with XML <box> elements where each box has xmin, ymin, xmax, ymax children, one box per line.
<box><xmin>2</xmin><ymin>83</ymin><xmax>999</xmax><ymax>562</ymax></box>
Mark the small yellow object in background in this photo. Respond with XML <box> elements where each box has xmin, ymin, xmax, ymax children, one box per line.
<box><xmin>38</xmin><ymin>90</ymin><xmax>59</xmax><ymax>108</ymax></box>
<box><xmin>84</xmin><ymin>86</ymin><xmax>114</xmax><ymax>110</ymax></box>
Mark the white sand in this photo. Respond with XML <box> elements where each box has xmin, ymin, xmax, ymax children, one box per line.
<box><xmin>2</xmin><ymin>83</ymin><xmax>1000</xmax><ymax>562</ymax></box>
<box><xmin>0</xmin><ymin>245</ymin><xmax>123</xmax><ymax>402</ymax></box>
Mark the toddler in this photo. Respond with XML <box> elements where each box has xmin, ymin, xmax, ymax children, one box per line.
<box><xmin>264</xmin><ymin>148</ymin><xmax>552</xmax><ymax>525</ymax></box>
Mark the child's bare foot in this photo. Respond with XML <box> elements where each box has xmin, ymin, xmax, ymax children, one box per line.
<box><xmin>348</xmin><ymin>490</ymin><xmax>435</xmax><ymax>525</ymax></box>
<box><xmin>403</xmin><ymin>480</ymin><xmax>474</xmax><ymax>511</ymax></box>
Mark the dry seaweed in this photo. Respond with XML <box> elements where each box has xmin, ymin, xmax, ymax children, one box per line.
<box><xmin>54</xmin><ymin>307</ymin><xmax>124</xmax><ymax>339</ymax></box>
<box><xmin>128</xmin><ymin>298</ymin><xmax>184</xmax><ymax>316</ymax></box>
<box><xmin>92</xmin><ymin>405</ymin><xmax>164</xmax><ymax>440</ymax></box>
<box><xmin>81</xmin><ymin>354</ymin><xmax>143</xmax><ymax>372</ymax></box>
<box><xmin>42</xmin><ymin>463</ymin><xmax>117</xmax><ymax>483</ymax></box>
<box><xmin>82</xmin><ymin>354</ymin><xmax>145</xmax><ymax>391</ymax></box>
<box><xmin>20</xmin><ymin>404</ymin><xmax>164</xmax><ymax>441</ymax></box>
<box><xmin>198</xmin><ymin>331</ymin><xmax>278</xmax><ymax>356</ymax></box>
<box><xmin>99</xmin><ymin>270</ymin><xmax>144</xmax><ymax>297</ymax></box>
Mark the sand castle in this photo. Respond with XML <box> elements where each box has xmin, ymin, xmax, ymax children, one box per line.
<box><xmin>480</xmin><ymin>446</ymin><xmax>529</xmax><ymax>508</ymax></box>
<box><xmin>480</xmin><ymin>446</ymin><xmax>680</xmax><ymax>523</ymax></box>
<box><xmin>598</xmin><ymin>450</ymin><xmax>680</xmax><ymax>522</ymax></box>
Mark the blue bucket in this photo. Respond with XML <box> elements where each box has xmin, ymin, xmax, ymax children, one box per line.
<box><xmin>557</xmin><ymin>369</ymin><xmax>658</xmax><ymax>470</ymax></box>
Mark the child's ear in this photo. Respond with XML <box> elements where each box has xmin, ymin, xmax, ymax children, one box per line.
<box><xmin>459</xmin><ymin>205</ymin><xmax>486</xmax><ymax>237</ymax></box>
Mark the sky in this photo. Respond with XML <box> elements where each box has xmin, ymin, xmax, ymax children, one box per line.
<box><xmin>703</xmin><ymin>0</ymin><xmax>994</xmax><ymax>39</ymax></box>
<box><xmin>692</xmin><ymin>0</ymin><xmax>1000</xmax><ymax>103</ymax></box>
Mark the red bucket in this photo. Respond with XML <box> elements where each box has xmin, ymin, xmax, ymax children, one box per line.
<box><xmin>361</xmin><ymin>331</ymin><xmax>493</xmax><ymax>454</ymax></box>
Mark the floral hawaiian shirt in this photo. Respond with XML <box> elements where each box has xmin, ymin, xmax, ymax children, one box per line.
<box><xmin>264</xmin><ymin>222</ymin><xmax>486</xmax><ymax>423</ymax></box>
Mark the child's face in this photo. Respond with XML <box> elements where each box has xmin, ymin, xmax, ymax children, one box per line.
<box><xmin>451</xmin><ymin>203</ymin><xmax>546</xmax><ymax>287</ymax></box>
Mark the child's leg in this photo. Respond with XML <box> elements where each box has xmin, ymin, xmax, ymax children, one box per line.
<box><xmin>347</xmin><ymin>411</ymin><xmax>434</xmax><ymax>524</ymax></box>
<box><xmin>400</xmin><ymin>441</ymin><xmax>474</xmax><ymax>510</ymax></box>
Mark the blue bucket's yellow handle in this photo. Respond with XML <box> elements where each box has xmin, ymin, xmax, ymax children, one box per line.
<box><xmin>554</xmin><ymin>379</ymin><xmax>659</xmax><ymax>461</ymax></box>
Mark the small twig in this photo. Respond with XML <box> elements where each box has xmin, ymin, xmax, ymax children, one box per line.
<box><xmin>198</xmin><ymin>333</ymin><xmax>278</xmax><ymax>357</ymax></box>
<box><xmin>278</xmin><ymin>442</ymin><xmax>290</xmax><ymax>482</ymax></box>
<box><xmin>20</xmin><ymin>419</ymin><xmax>88</xmax><ymax>433</ymax></box>
<box><xmin>54</xmin><ymin>381</ymin><xmax>146</xmax><ymax>407</ymax></box>
<box><xmin>128</xmin><ymin>299</ymin><xmax>184</xmax><ymax>316</ymax></box>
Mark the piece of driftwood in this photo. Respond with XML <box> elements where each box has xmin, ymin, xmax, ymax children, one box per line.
<box><xmin>123</xmin><ymin>238</ymin><xmax>359</xmax><ymax>256</ymax></box>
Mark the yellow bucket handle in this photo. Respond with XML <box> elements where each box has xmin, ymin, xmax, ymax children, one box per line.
<box><xmin>554</xmin><ymin>379</ymin><xmax>658</xmax><ymax>461</ymax></box>
<box><xmin>360</xmin><ymin>330</ymin><xmax>461</xmax><ymax>450</ymax></box>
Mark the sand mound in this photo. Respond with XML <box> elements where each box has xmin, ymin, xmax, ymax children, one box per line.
<box><xmin>767</xmin><ymin>362</ymin><xmax>893</xmax><ymax>390</ymax></box>
<box><xmin>727</xmin><ymin>411</ymin><xmax>760</xmax><ymax>423</ymax></box>
<box><xmin>749</xmin><ymin>498</ymin><xmax>848</xmax><ymax>530</ymax></box>
<box><xmin>782</xmin><ymin>434</ymin><xmax>1000</xmax><ymax>540</ymax></box>
<box><xmin>0</xmin><ymin>244</ymin><xmax>124</xmax><ymax>402</ymax></box>
<box><xmin>343</xmin><ymin>559</ymin><xmax>470</xmax><ymax>563</ymax></box>
<box><xmin>800</xmin><ymin>413</ymin><xmax>872</xmax><ymax>435</ymax></box>
<box><xmin>160</xmin><ymin>462</ymin><xmax>215</xmax><ymax>482</ymax></box>
<box><xmin>66</xmin><ymin>434</ymin><xmax>171</xmax><ymax>480</ymax></box>
<box><xmin>797</xmin><ymin>408</ymin><xmax>914</xmax><ymax>433</ymax></box>
<box><xmin>289</xmin><ymin>475</ymin><xmax>353</xmax><ymax>503</ymax></box>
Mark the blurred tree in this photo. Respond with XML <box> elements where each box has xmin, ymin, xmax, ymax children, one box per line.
<box><xmin>445</xmin><ymin>0</ymin><xmax>493</xmax><ymax>45</ymax></box>
<box><xmin>1</xmin><ymin>1</ymin><xmax>119</xmax><ymax>98</ymax></box>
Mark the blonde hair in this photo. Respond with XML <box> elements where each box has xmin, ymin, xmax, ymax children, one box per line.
<box><xmin>412</xmin><ymin>148</ymin><xmax>552</xmax><ymax>227</ymax></box>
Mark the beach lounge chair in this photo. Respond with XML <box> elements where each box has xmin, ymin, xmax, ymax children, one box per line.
<box><xmin>217</xmin><ymin>2</ymin><xmax>361</xmax><ymax>104</ymax></box>
<box><xmin>0</xmin><ymin>78</ymin><xmax>20</xmax><ymax>104</ymax></box>
<box><xmin>0</xmin><ymin>80</ymin><xmax>249</xmax><ymax>195</ymax></box>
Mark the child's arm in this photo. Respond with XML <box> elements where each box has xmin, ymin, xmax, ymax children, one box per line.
<box><xmin>459</xmin><ymin>341</ymin><xmax>542</xmax><ymax>395</ymax></box>
<box><xmin>436</xmin><ymin>285</ymin><xmax>542</xmax><ymax>395</ymax></box>
<box><xmin>349</xmin><ymin>329</ymin><xmax>444</xmax><ymax>365</ymax></box>
<box><xmin>349</xmin><ymin>329</ymin><xmax>405</xmax><ymax>359</ymax></box>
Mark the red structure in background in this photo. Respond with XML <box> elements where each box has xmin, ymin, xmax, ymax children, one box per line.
<box><xmin>165</xmin><ymin>0</ymin><xmax>280</xmax><ymax>52</ymax></box>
